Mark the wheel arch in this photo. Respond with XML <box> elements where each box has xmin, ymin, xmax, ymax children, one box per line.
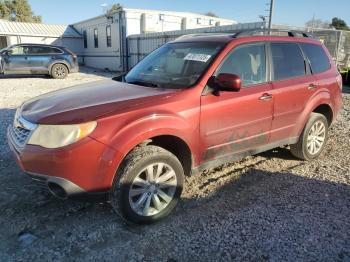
<box><xmin>292</xmin><ymin>91</ymin><xmax>334</xmax><ymax>138</ymax></box>
<box><xmin>312</xmin><ymin>103</ymin><xmax>333</xmax><ymax>126</ymax></box>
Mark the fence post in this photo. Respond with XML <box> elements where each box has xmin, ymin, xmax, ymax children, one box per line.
<box><xmin>335</xmin><ymin>30</ymin><xmax>343</xmax><ymax>67</ymax></box>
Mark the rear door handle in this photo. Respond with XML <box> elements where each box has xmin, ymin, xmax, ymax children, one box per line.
<box><xmin>308</xmin><ymin>83</ymin><xmax>317</xmax><ymax>90</ymax></box>
<box><xmin>259</xmin><ymin>93</ymin><xmax>273</xmax><ymax>101</ymax></box>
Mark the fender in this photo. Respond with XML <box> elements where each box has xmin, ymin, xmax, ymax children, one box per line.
<box><xmin>291</xmin><ymin>89</ymin><xmax>333</xmax><ymax>138</ymax></box>
<box><xmin>93</xmin><ymin>113</ymin><xmax>200</xmax><ymax>187</ymax></box>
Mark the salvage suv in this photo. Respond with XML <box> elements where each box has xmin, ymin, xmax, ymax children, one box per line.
<box><xmin>8</xmin><ymin>30</ymin><xmax>342</xmax><ymax>224</ymax></box>
<box><xmin>0</xmin><ymin>44</ymin><xmax>78</xmax><ymax>79</ymax></box>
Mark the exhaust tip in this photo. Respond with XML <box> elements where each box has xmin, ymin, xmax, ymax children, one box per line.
<box><xmin>48</xmin><ymin>182</ymin><xmax>68</xmax><ymax>199</ymax></box>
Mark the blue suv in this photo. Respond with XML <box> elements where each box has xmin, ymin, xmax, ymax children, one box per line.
<box><xmin>0</xmin><ymin>44</ymin><xmax>79</xmax><ymax>79</ymax></box>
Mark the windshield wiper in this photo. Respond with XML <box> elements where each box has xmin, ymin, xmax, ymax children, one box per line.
<box><xmin>127</xmin><ymin>81</ymin><xmax>161</xmax><ymax>88</ymax></box>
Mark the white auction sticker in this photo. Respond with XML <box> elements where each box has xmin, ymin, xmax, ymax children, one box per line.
<box><xmin>184</xmin><ymin>53</ymin><xmax>211</xmax><ymax>62</ymax></box>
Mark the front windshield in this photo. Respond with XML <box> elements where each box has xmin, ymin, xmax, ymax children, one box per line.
<box><xmin>125</xmin><ymin>42</ymin><xmax>225</xmax><ymax>89</ymax></box>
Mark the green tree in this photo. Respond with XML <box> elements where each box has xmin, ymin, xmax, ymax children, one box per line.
<box><xmin>107</xmin><ymin>3</ymin><xmax>123</xmax><ymax>15</ymax></box>
<box><xmin>204</xmin><ymin>12</ymin><xmax>218</xmax><ymax>18</ymax></box>
<box><xmin>330</xmin><ymin>17</ymin><xmax>349</xmax><ymax>30</ymax></box>
<box><xmin>0</xmin><ymin>0</ymin><xmax>41</xmax><ymax>23</ymax></box>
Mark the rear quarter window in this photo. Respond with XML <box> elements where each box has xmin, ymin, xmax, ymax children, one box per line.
<box><xmin>270</xmin><ymin>42</ymin><xmax>306</xmax><ymax>81</ymax></box>
<box><xmin>301</xmin><ymin>43</ymin><xmax>331</xmax><ymax>74</ymax></box>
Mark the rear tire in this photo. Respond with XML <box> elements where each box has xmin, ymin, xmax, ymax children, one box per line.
<box><xmin>110</xmin><ymin>145</ymin><xmax>184</xmax><ymax>224</ymax></box>
<box><xmin>290</xmin><ymin>113</ymin><xmax>329</xmax><ymax>161</ymax></box>
<box><xmin>51</xmin><ymin>63</ymin><xmax>68</xmax><ymax>79</ymax></box>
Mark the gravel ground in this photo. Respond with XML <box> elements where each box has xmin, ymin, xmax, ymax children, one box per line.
<box><xmin>0</xmin><ymin>69</ymin><xmax>349</xmax><ymax>261</ymax></box>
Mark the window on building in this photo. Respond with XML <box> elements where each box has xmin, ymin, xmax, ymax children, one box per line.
<box><xmin>216</xmin><ymin>43</ymin><xmax>267</xmax><ymax>87</ymax></box>
<box><xmin>159</xmin><ymin>14</ymin><xmax>164</xmax><ymax>21</ymax></box>
<box><xmin>209</xmin><ymin>19</ymin><xmax>214</xmax><ymax>25</ymax></box>
<box><xmin>106</xmin><ymin>25</ymin><xmax>112</xmax><ymax>47</ymax></box>
<box><xmin>301</xmin><ymin>43</ymin><xmax>330</xmax><ymax>74</ymax></box>
<box><xmin>196</xmin><ymin>18</ymin><xmax>202</xmax><ymax>24</ymax></box>
<box><xmin>94</xmin><ymin>28</ymin><xmax>98</xmax><ymax>48</ymax></box>
<box><xmin>83</xmin><ymin>30</ymin><xmax>87</xmax><ymax>48</ymax></box>
<box><xmin>270</xmin><ymin>43</ymin><xmax>306</xmax><ymax>81</ymax></box>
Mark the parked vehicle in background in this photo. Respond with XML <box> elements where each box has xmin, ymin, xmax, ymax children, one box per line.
<box><xmin>0</xmin><ymin>44</ymin><xmax>79</xmax><ymax>79</ymax></box>
<box><xmin>8</xmin><ymin>30</ymin><xmax>342</xmax><ymax>224</ymax></box>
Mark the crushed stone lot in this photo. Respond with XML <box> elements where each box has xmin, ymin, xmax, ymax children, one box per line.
<box><xmin>0</xmin><ymin>69</ymin><xmax>349</xmax><ymax>261</ymax></box>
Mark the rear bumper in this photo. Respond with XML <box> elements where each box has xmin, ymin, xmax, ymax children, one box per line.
<box><xmin>7</xmin><ymin>129</ymin><xmax>118</xmax><ymax>194</ymax></box>
<box><xmin>70</xmin><ymin>64</ymin><xmax>79</xmax><ymax>73</ymax></box>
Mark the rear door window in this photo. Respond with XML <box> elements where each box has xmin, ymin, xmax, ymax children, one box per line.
<box><xmin>270</xmin><ymin>43</ymin><xmax>306</xmax><ymax>81</ymax></box>
<box><xmin>301</xmin><ymin>43</ymin><xmax>330</xmax><ymax>74</ymax></box>
<box><xmin>26</xmin><ymin>46</ymin><xmax>50</xmax><ymax>55</ymax></box>
<box><xmin>50</xmin><ymin>47</ymin><xmax>63</xmax><ymax>54</ymax></box>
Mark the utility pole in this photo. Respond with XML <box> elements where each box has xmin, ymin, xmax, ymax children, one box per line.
<box><xmin>311</xmin><ymin>13</ymin><xmax>315</xmax><ymax>33</ymax></box>
<box><xmin>268</xmin><ymin>0</ymin><xmax>275</xmax><ymax>34</ymax></box>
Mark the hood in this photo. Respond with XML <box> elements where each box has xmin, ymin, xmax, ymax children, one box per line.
<box><xmin>21</xmin><ymin>80</ymin><xmax>176</xmax><ymax>124</ymax></box>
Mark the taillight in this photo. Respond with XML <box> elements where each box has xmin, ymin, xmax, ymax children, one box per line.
<box><xmin>336</xmin><ymin>74</ymin><xmax>343</xmax><ymax>90</ymax></box>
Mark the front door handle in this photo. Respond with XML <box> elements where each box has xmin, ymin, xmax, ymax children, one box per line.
<box><xmin>259</xmin><ymin>93</ymin><xmax>273</xmax><ymax>101</ymax></box>
<box><xmin>308</xmin><ymin>83</ymin><xmax>317</xmax><ymax>90</ymax></box>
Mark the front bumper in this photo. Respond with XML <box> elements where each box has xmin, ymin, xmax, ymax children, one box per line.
<box><xmin>7</xmin><ymin>128</ymin><xmax>117</xmax><ymax>194</ymax></box>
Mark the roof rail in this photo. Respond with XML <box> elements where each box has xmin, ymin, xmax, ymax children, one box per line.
<box><xmin>175</xmin><ymin>33</ymin><xmax>230</xmax><ymax>40</ymax></box>
<box><xmin>232</xmin><ymin>28</ymin><xmax>314</xmax><ymax>38</ymax></box>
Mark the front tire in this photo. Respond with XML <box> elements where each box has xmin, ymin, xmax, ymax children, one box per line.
<box><xmin>110</xmin><ymin>145</ymin><xmax>184</xmax><ymax>224</ymax></box>
<box><xmin>51</xmin><ymin>63</ymin><xmax>68</xmax><ymax>79</ymax></box>
<box><xmin>290</xmin><ymin>113</ymin><xmax>329</xmax><ymax>161</ymax></box>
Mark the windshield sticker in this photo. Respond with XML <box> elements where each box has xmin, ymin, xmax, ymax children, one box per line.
<box><xmin>184</xmin><ymin>53</ymin><xmax>211</xmax><ymax>62</ymax></box>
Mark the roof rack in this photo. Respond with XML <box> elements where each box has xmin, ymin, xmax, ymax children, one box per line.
<box><xmin>175</xmin><ymin>33</ymin><xmax>231</xmax><ymax>40</ymax></box>
<box><xmin>232</xmin><ymin>28</ymin><xmax>314</xmax><ymax>38</ymax></box>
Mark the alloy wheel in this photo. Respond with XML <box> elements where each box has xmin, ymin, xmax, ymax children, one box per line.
<box><xmin>128</xmin><ymin>162</ymin><xmax>177</xmax><ymax>216</ymax></box>
<box><xmin>306</xmin><ymin>120</ymin><xmax>326</xmax><ymax>155</ymax></box>
<box><xmin>54</xmin><ymin>65</ymin><xmax>67</xmax><ymax>78</ymax></box>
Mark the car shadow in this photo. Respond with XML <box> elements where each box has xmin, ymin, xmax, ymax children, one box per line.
<box><xmin>257</xmin><ymin>146</ymin><xmax>298</xmax><ymax>161</ymax></box>
<box><xmin>0</xmin><ymin>74</ymin><xmax>51</xmax><ymax>79</ymax></box>
<box><xmin>0</xmin><ymin>66</ymin><xmax>119</xmax><ymax>79</ymax></box>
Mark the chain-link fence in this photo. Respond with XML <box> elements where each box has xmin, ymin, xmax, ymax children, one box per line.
<box><xmin>273</xmin><ymin>24</ymin><xmax>350</xmax><ymax>70</ymax></box>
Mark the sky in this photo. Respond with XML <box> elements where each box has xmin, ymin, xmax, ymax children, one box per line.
<box><xmin>28</xmin><ymin>0</ymin><xmax>350</xmax><ymax>27</ymax></box>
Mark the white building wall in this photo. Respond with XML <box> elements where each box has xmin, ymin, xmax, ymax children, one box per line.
<box><xmin>73</xmin><ymin>14</ymin><xmax>123</xmax><ymax>71</ymax></box>
<box><xmin>73</xmin><ymin>9</ymin><xmax>237</xmax><ymax>72</ymax></box>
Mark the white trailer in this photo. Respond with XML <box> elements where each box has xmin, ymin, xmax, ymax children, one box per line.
<box><xmin>73</xmin><ymin>8</ymin><xmax>237</xmax><ymax>71</ymax></box>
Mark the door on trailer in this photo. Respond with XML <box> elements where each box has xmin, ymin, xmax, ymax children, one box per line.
<box><xmin>0</xmin><ymin>36</ymin><xmax>7</xmax><ymax>49</ymax></box>
<box><xmin>200</xmin><ymin>42</ymin><xmax>274</xmax><ymax>162</ymax></box>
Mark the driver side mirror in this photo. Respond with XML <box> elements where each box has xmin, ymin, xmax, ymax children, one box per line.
<box><xmin>214</xmin><ymin>73</ymin><xmax>242</xmax><ymax>92</ymax></box>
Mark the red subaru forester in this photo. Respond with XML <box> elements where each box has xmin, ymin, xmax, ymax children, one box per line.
<box><xmin>8</xmin><ymin>30</ymin><xmax>342</xmax><ymax>224</ymax></box>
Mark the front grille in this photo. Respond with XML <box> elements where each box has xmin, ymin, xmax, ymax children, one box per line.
<box><xmin>9</xmin><ymin>110</ymin><xmax>37</xmax><ymax>150</ymax></box>
<box><xmin>11</xmin><ymin>126</ymin><xmax>31</xmax><ymax>147</ymax></box>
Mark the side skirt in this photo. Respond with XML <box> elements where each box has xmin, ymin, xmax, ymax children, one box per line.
<box><xmin>191</xmin><ymin>137</ymin><xmax>299</xmax><ymax>175</ymax></box>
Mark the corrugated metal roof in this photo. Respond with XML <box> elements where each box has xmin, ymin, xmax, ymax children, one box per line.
<box><xmin>0</xmin><ymin>19</ymin><xmax>82</xmax><ymax>38</ymax></box>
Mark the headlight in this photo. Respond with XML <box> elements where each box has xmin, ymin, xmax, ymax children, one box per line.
<box><xmin>28</xmin><ymin>121</ymin><xmax>97</xmax><ymax>149</ymax></box>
